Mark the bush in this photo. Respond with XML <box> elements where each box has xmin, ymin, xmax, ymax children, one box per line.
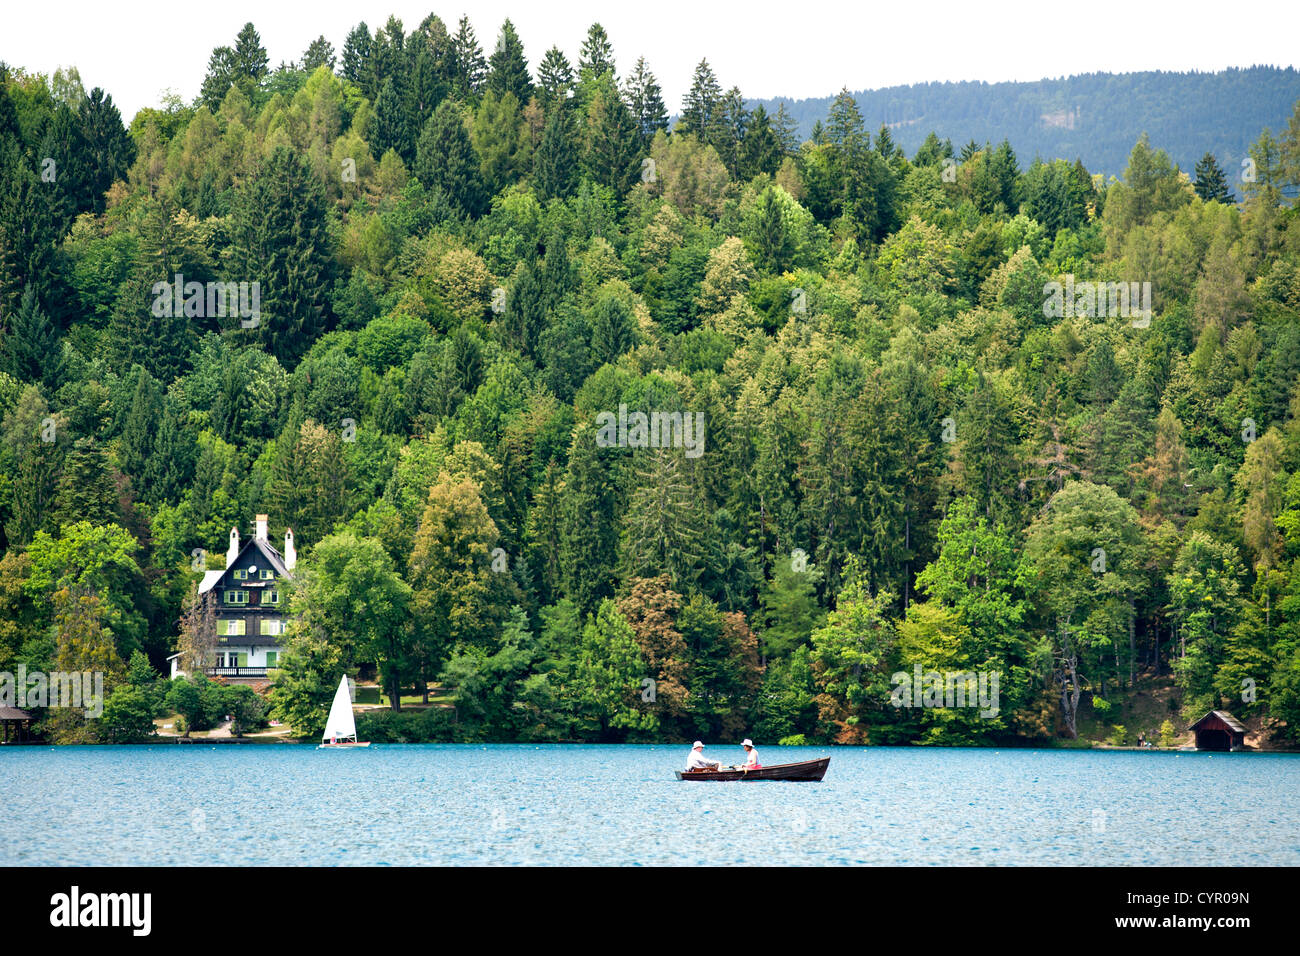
<box><xmin>224</xmin><ymin>684</ymin><xmax>269</xmax><ymax>736</ymax></box>
<box><xmin>1158</xmin><ymin>719</ymin><xmax>1177</xmax><ymax>748</ymax></box>
<box><xmin>777</xmin><ymin>734</ymin><xmax>807</xmax><ymax>746</ymax></box>
<box><xmin>1107</xmin><ymin>724</ymin><xmax>1128</xmax><ymax>747</ymax></box>
<box><xmin>356</xmin><ymin>707</ymin><xmax>456</xmax><ymax>743</ymax></box>
<box><xmin>101</xmin><ymin>685</ymin><xmax>159</xmax><ymax>742</ymax></box>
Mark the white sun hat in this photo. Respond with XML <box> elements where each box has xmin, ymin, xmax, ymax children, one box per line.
<box><xmin>742</xmin><ymin>739</ymin><xmax>753</xmax><ymax>747</ymax></box>
<box><xmin>692</xmin><ymin>740</ymin><xmax>704</xmax><ymax>749</ymax></box>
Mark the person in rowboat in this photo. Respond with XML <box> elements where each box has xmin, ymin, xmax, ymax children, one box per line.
<box><xmin>685</xmin><ymin>741</ymin><xmax>721</xmax><ymax>771</ymax></box>
<box><xmin>741</xmin><ymin>738</ymin><xmax>761</xmax><ymax>770</ymax></box>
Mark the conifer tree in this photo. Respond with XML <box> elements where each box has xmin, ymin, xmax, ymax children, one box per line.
<box><xmin>487</xmin><ymin>19</ymin><xmax>532</xmax><ymax>103</ymax></box>
<box><xmin>1194</xmin><ymin>151</ymin><xmax>1234</xmax><ymax>203</ymax></box>
<box><xmin>341</xmin><ymin>23</ymin><xmax>373</xmax><ymax>86</ymax></box>
<box><xmin>579</xmin><ymin>23</ymin><xmax>615</xmax><ymax>80</ymax></box>
<box><xmin>414</xmin><ymin>100</ymin><xmax>487</xmax><ymax>217</ymax></box>
<box><xmin>537</xmin><ymin>47</ymin><xmax>575</xmax><ymax>113</ymax></box>
<box><xmin>623</xmin><ymin>56</ymin><xmax>667</xmax><ymax>146</ymax></box>
<box><xmin>2</xmin><ymin>286</ymin><xmax>63</xmax><ymax>390</ymax></box>
<box><xmin>534</xmin><ymin>98</ymin><xmax>579</xmax><ymax>201</ymax></box>
<box><xmin>582</xmin><ymin>80</ymin><xmax>641</xmax><ymax>196</ymax></box>
<box><xmin>561</xmin><ymin>424</ymin><xmax>620</xmax><ymax>615</ymax></box>
<box><xmin>52</xmin><ymin>437</ymin><xmax>117</xmax><ymax>531</ymax></box>
<box><xmin>228</xmin><ymin>147</ymin><xmax>335</xmax><ymax>364</ymax></box>
<box><xmin>451</xmin><ymin>16</ymin><xmax>488</xmax><ymax>99</ymax></box>
<box><xmin>679</xmin><ymin>60</ymin><xmax>721</xmax><ymax>138</ymax></box>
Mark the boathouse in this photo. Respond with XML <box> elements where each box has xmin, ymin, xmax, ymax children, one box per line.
<box><xmin>0</xmin><ymin>705</ymin><xmax>32</xmax><ymax>743</ymax></box>
<box><xmin>1190</xmin><ymin>710</ymin><xmax>1247</xmax><ymax>751</ymax></box>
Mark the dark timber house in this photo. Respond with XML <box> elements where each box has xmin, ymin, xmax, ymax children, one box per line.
<box><xmin>1190</xmin><ymin>710</ymin><xmax>1247</xmax><ymax>751</ymax></box>
<box><xmin>196</xmin><ymin>514</ymin><xmax>296</xmax><ymax>682</ymax></box>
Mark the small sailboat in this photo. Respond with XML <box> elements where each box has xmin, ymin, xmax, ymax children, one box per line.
<box><xmin>318</xmin><ymin>675</ymin><xmax>370</xmax><ymax>748</ymax></box>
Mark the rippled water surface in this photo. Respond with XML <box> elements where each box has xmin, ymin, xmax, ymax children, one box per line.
<box><xmin>3</xmin><ymin>744</ymin><xmax>1298</xmax><ymax>865</ymax></box>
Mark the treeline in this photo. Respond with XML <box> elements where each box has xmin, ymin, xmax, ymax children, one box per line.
<box><xmin>1</xmin><ymin>16</ymin><xmax>1300</xmax><ymax>747</ymax></box>
<box><xmin>754</xmin><ymin>67</ymin><xmax>1300</xmax><ymax>181</ymax></box>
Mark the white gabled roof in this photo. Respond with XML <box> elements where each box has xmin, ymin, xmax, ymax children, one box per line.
<box><xmin>198</xmin><ymin>569</ymin><xmax>225</xmax><ymax>595</ymax></box>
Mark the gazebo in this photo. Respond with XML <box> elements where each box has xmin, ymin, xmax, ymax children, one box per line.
<box><xmin>0</xmin><ymin>706</ymin><xmax>32</xmax><ymax>743</ymax></box>
<box><xmin>1190</xmin><ymin>710</ymin><xmax>1247</xmax><ymax>751</ymax></box>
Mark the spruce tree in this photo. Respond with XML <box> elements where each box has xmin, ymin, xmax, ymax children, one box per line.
<box><xmin>739</xmin><ymin>105</ymin><xmax>781</xmax><ymax>180</ymax></box>
<box><xmin>414</xmin><ymin>100</ymin><xmax>487</xmax><ymax>217</ymax></box>
<box><xmin>772</xmin><ymin>103</ymin><xmax>800</xmax><ymax>155</ymax></box>
<box><xmin>487</xmin><ymin>19</ymin><xmax>532</xmax><ymax>103</ymax></box>
<box><xmin>579</xmin><ymin>23</ymin><xmax>615</xmax><ymax>80</ymax></box>
<box><xmin>582</xmin><ymin>80</ymin><xmax>641</xmax><ymax>196</ymax></box>
<box><xmin>561</xmin><ymin>423</ymin><xmax>620</xmax><ymax>615</ymax></box>
<box><xmin>78</xmin><ymin>89</ymin><xmax>133</xmax><ymax>216</ymax></box>
<box><xmin>2</xmin><ymin>286</ymin><xmax>63</xmax><ymax>390</ymax></box>
<box><xmin>232</xmin><ymin>22</ymin><xmax>270</xmax><ymax>86</ymax></box>
<box><xmin>106</xmin><ymin>267</ymin><xmax>189</xmax><ymax>383</ymax></box>
<box><xmin>228</xmin><ymin>147</ymin><xmax>335</xmax><ymax>365</ymax></box>
<box><xmin>534</xmin><ymin>103</ymin><xmax>579</xmax><ymax>200</ymax></box>
<box><xmin>119</xmin><ymin>366</ymin><xmax>161</xmax><ymax>496</ymax></box>
<box><xmin>341</xmin><ymin>23</ymin><xmax>372</xmax><ymax>86</ymax></box>
<box><xmin>52</xmin><ymin>437</ymin><xmax>117</xmax><ymax>530</ymax></box>
<box><xmin>0</xmin><ymin>144</ymin><xmax>61</xmax><ymax>318</ymax></box>
<box><xmin>301</xmin><ymin>36</ymin><xmax>335</xmax><ymax>72</ymax></box>
<box><xmin>502</xmin><ymin>258</ymin><xmax>545</xmax><ymax>358</ymax></box>
<box><xmin>7</xmin><ymin>437</ymin><xmax>60</xmax><ymax>546</ymax></box>
<box><xmin>623</xmin><ymin>57</ymin><xmax>668</xmax><ymax>146</ymax></box>
<box><xmin>371</xmin><ymin>77</ymin><xmax>414</xmax><ymax>162</ymax></box>
<box><xmin>1194</xmin><ymin>152</ymin><xmax>1234</xmax><ymax>203</ymax></box>
<box><xmin>537</xmin><ymin>47</ymin><xmax>575</xmax><ymax>113</ymax></box>
<box><xmin>679</xmin><ymin>60</ymin><xmax>721</xmax><ymax>138</ymax></box>
<box><xmin>451</xmin><ymin>16</ymin><xmax>487</xmax><ymax>99</ymax></box>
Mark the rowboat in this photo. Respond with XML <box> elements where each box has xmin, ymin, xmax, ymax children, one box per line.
<box><xmin>675</xmin><ymin>756</ymin><xmax>829</xmax><ymax>781</ymax></box>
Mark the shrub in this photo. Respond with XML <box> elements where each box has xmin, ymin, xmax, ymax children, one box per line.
<box><xmin>1158</xmin><ymin>719</ymin><xmax>1177</xmax><ymax>748</ymax></box>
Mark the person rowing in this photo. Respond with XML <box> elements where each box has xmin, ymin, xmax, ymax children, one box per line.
<box><xmin>685</xmin><ymin>740</ymin><xmax>721</xmax><ymax>772</ymax></box>
<box><xmin>741</xmin><ymin>738</ymin><xmax>761</xmax><ymax>770</ymax></box>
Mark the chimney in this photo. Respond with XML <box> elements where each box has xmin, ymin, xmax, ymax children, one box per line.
<box><xmin>284</xmin><ymin>528</ymin><xmax>296</xmax><ymax>572</ymax></box>
<box><xmin>226</xmin><ymin>527</ymin><xmax>240</xmax><ymax>568</ymax></box>
<box><xmin>255</xmin><ymin>514</ymin><xmax>268</xmax><ymax>542</ymax></box>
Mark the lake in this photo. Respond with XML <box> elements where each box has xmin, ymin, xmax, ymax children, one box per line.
<box><xmin>2</xmin><ymin>744</ymin><xmax>1298</xmax><ymax>865</ymax></box>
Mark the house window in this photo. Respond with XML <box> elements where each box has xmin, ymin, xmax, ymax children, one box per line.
<box><xmin>266</xmin><ymin>651</ymin><xmax>278</xmax><ymax>667</ymax></box>
<box><xmin>220</xmin><ymin>619</ymin><xmax>246</xmax><ymax>637</ymax></box>
<box><xmin>223</xmin><ymin>590</ymin><xmax>248</xmax><ymax>605</ymax></box>
<box><xmin>233</xmin><ymin>570</ymin><xmax>248</xmax><ymax>580</ymax></box>
<box><xmin>260</xmin><ymin>569</ymin><xmax>275</xmax><ymax>580</ymax></box>
<box><xmin>261</xmin><ymin>619</ymin><xmax>285</xmax><ymax>636</ymax></box>
<box><xmin>265</xmin><ymin>590</ymin><xmax>280</xmax><ymax>605</ymax></box>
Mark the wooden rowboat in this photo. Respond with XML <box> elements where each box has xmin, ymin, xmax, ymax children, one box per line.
<box><xmin>675</xmin><ymin>756</ymin><xmax>830</xmax><ymax>782</ymax></box>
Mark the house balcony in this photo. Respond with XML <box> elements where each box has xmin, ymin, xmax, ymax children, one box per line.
<box><xmin>206</xmin><ymin>666</ymin><xmax>269</xmax><ymax>679</ymax></box>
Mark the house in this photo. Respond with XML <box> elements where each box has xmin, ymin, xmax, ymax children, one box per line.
<box><xmin>197</xmin><ymin>514</ymin><xmax>297</xmax><ymax>682</ymax></box>
<box><xmin>1190</xmin><ymin>710</ymin><xmax>1248</xmax><ymax>752</ymax></box>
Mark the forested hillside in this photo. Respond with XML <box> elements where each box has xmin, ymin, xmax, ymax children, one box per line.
<box><xmin>2</xmin><ymin>15</ymin><xmax>1300</xmax><ymax>747</ymax></box>
<box><xmin>754</xmin><ymin>67</ymin><xmax>1300</xmax><ymax>181</ymax></box>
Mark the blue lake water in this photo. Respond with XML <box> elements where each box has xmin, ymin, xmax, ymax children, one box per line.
<box><xmin>2</xmin><ymin>744</ymin><xmax>1297</xmax><ymax>865</ymax></box>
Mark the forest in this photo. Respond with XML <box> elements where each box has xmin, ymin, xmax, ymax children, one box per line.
<box><xmin>757</xmin><ymin>66</ymin><xmax>1300</xmax><ymax>180</ymax></box>
<box><xmin>1</xmin><ymin>15</ymin><xmax>1300</xmax><ymax>748</ymax></box>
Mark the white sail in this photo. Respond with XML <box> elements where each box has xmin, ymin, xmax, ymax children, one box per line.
<box><xmin>322</xmin><ymin>675</ymin><xmax>357</xmax><ymax>741</ymax></box>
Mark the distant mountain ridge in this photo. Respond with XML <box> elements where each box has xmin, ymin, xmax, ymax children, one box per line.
<box><xmin>751</xmin><ymin>66</ymin><xmax>1300</xmax><ymax>179</ymax></box>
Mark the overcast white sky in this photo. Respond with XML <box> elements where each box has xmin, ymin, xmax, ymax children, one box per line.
<box><xmin>4</xmin><ymin>0</ymin><xmax>1298</xmax><ymax>122</ymax></box>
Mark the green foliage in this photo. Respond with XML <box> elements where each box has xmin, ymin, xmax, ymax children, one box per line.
<box><xmin>6</xmin><ymin>34</ymin><xmax>1300</xmax><ymax>751</ymax></box>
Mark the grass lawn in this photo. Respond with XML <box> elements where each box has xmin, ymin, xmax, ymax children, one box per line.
<box><xmin>375</xmin><ymin>691</ymin><xmax>454</xmax><ymax>708</ymax></box>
